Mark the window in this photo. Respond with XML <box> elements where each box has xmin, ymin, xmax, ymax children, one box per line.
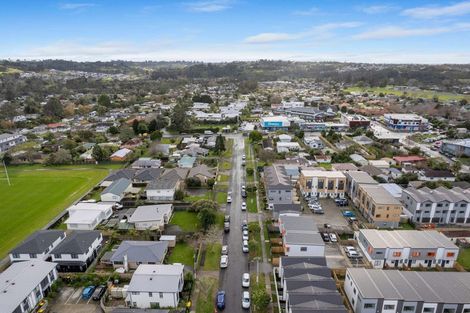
<box><xmin>148</xmin><ymin>292</ymin><xmax>153</xmax><ymax>297</ymax></box>
<box><xmin>353</xmin><ymin>288</ymin><xmax>356</xmax><ymax>294</ymax></box>
<box><xmin>159</xmin><ymin>292</ymin><xmax>164</xmax><ymax>298</ymax></box>
<box><xmin>427</xmin><ymin>252</ymin><xmax>436</xmax><ymax>257</ymax></box>
<box><xmin>12</xmin><ymin>253</ymin><xmax>20</xmax><ymax>259</ymax></box>
<box><xmin>447</xmin><ymin>252</ymin><xmax>455</xmax><ymax>257</ymax></box>
<box><xmin>443</xmin><ymin>309</ymin><xmax>456</xmax><ymax>313</ymax></box>
<box><xmin>411</xmin><ymin>251</ymin><xmax>420</xmax><ymax>257</ymax></box>
<box><xmin>29</xmin><ymin>253</ymin><xmax>37</xmax><ymax>258</ymax></box>
<box><xmin>364</xmin><ymin>303</ymin><xmax>375</xmax><ymax>309</ymax></box>
<box><xmin>384</xmin><ymin>304</ymin><xmax>395</xmax><ymax>310</ymax></box>
<box><xmin>54</xmin><ymin>254</ymin><xmax>61</xmax><ymax>259</ymax></box>
<box><xmin>71</xmin><ymin>254</ymin><xmax>78</xmax><ymax>259</ymax></box>
<box><xmin>300</xmin><ymin>247</ymin><xmax>307</xmax><ymax>252</ymax></box>
<box><xmin>423</xmin><ymin>308</ymin><xmax>434</xmax><ymax>313</ymax></box>
<box><xmin>403</xmin><ymin>305</ymin><xmax>415</xmax><ymax>312</ymax></box>
<box><xmin>393</xmin><ymin>251</ymin><xmax>401</xmax><ymax>257</ymax></box>
<box><xmin>131</xmin><ymin>292</ymin><xmax>140</xmax><ymax>295</ymax></box>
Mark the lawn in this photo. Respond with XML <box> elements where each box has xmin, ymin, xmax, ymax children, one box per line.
<box><xmin>215</xmin><ymin>191</ymin><xmax>227</xmax><ymax>205</ymax></box>
<box><xmin>0</xmin><ymin>164</ymin><xmax>118</xmax><ymax>258</ymax></box>
<box><xmin>222</xmin><ymin>138</ymin><xmax>233</xmax><ymax>158</ymax></box>
<box><xmin>170</xmin><ymin>211</ymin><xmax>200</xmax><ymax>232</ymax></box>
<box><xmin>217</xmin><ymin>174</ymin><xmax>230</xmax><ymax>183</ymax></box>
<box><xmin>220</xmin><ymin>161</ymin><xmax>232</xmax><ymax>171</ymax></box>
<box><xmin>457</xmin><ymin>247</ymin><xmax>470</xmax><ymax>271</ymax></box>
<box><xmin>247</xmin><ymin>192</ymin><xmax>258</xmax><ymax>213</ymax></box>
<box><xmin>248</xmin><ymin>222</ymin><xmax>262</xmax><ymax>260</ymax></box>
<box><xmin>167</xmin><ymin>242</ymin><xmax>195</xmax><ymax>266</ymax></box>
<box><xmin>203</xmin><ymin>243</ymin><xmax>222</xmax><ymax>271</ymax></box>
<box><xmin>345</xmin><ymin>86</ymin><xmax>470</xmax><ymax>101</ymax></box>
<box><xmin>195</xmin><ymin>276</ymin><xmax>218</xmax><ymax>313</ymax></box>
<box><xmin>184</xmin><ymin>190</ymin><xmax>212</xmax><ymax>202</ymax></box>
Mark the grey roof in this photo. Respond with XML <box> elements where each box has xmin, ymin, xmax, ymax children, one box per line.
<box><xmin>345</xmin><ymin>171</ymin><xmax>377</xmax><ymax>184</ymax></box>
<box><xmin>110</xmin><ymin>241</ymin><xmax>169</xmax><ymax>264</ymax></box>
<box><xmin>281</xmin><ymin>216</ymin><xmax>319</xmax><ymax>233</ymax></box>
<box><xmin>146</xmin><ymin>170</ymin><xmax>181</xmax><ymax>190</ymax></box>
<box><xmin>273</xmin><ymin>203</ymin><xmax>301</xmax><ymax>214</ymax></box>
<box><xmin>358</xmin><ymin>164</ymin><xmax>382</xmax><ymax>176</ymax></box>
<box><xmin>284</xmin><ymin>267</ymin><xmax>332</xmax><ymax>281</ymax></box>
<box><xmin>288</xmin><ymin>294</ymin><xmax>346</xmax><ymax>310</ymax></box>
<box><xmin>51</xmin><ymin>231</ymin><xmax>101</xmax><ymax>254</ymax></box>
<box><xmin>127</xmin><ymin>264</ymin><xmax>184</xmax><ymax>293</ymax></box>
<box><xmin>134</xmin><ymin>168</ymin><xmax>164</xmax><ymax>182</ymax></box>
<box><xmin>359</xmin><ymin>229</ymin><xmax>458</xmax><ymax>249</ymax></box>
<box><xmin>359</xmin><ymin>184</ymin><xmax>401</xmax><ymax>205</ymax></box>
<box><xmin>280</xmin><ymin>256</ymin><xmax>328</xmax><ymax>269</ymax></box>
<box><xmin>131</xmin><ymin>158</ymin><xmax>161</xmax><ymax>169</ymax></box>
<box><xmin>285</xmin><ymin>232</ymin><xmax>324</xmax><ymax>246</ymax></box>
<box><xmin>286</xmin><ymin>279</ymin><xmax>338</xmax><ymax>295</ymax></box>
<box><xmin>347</xmin><ymin>268</ymin><xmax>470</xmax><ymax>303</ymax></box>
<box><xmin>0</xmin><ymin>260</ymin><xmax>58</xmax><ymax>313</ymax></box>
<box><xmin>422</xmin><ymin>168</ymin><xmax>455</xmax><ymax>178</ymax></box>
<box><xmin>264</xmin><ymin>165</ymin><xmax>292</xmax><ymax>190</ymax></box>
<box><xmin>404</xmin><ymin>186</ymin><xmax>470</xmax><ymax>203</ymax></box>
<box><xmin>105</xmin><ymin>169</ymin><xmax>137</xmax><ymax>182</ymax></box>
<box><xmin>188</xmin><ymin>164</ymin><xmax>215</xmax><ymax>178</ymax></box>
<box><xmin>290</xmin><ymin>308</ymin><xmax>348</xmax><ymax>313</ymax></box>
<box><xmin>332</xmin><ymin>163</ymin><xmax>358</xmax><ymax>171</ymax></box>
<box><xmin>10</xmin><ymin>230</ymin><xmax>65</xmax><ymax>254</ymax></box>
<box><xmin>102</xmin><ymin>178</ymin><xmax>131</xmax><ymax>196</ymax></box>
<box><xmin>128</xmin><ymin>204</ymin><xmax>173</xmax><ymax>223</ymax></box>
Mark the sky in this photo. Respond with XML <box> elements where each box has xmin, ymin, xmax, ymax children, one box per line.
<box><xmin>1</xmin><ymin>0</ymin><xmax>470</xmax><ymax>63</ymax></box>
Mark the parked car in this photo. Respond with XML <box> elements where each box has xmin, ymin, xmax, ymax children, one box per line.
<box><xmin>343</xmin><ymin>246</ymin><xmax>356</xmax><ymax>254</ymax></box>
<box><xmin>216</xmin><ymin>291</ymin><xmax>226</xmax><ymax>310</ymax></box>
<box><xmin>335</xmin><ymin>198</ymin><xmax>348</xmax><ymax>206</ymax></box>
<box><xmin>242</xmin><ymin>240</ymin><xmax>249</xmax><ymax>253</ymax></box>
<box><xmin>324</xmin><ymin>223</ymin><xmax>331</xmax><ymax>229</ymax></box>
<box><xmin>312</xmin><ymin>207</ymin><xmax>324</xmax><ymax>214</ymax></box>
<box><xmin>221</xmin><ymin>245</ymin><xmax>228</xmax><ymax>255</ymax></box>
<box><xmin>92</xmin><ymin>285</ymin><xmax>106</xmax><ymax>301</ymax></box>
<box><xmin>227</xmin><ymin>195</ymin><xmax>232</xmax><ymax>203</ymax></box>
<box><xmin>347</xmin><ymin>217</ymin><xmax>358</xmax><ymax>224</ymax></box>
<box><xmin>220</xmin><ymin>255</ymin><xmax>228</xmax><ymax>268</ymax></box>
<box><xmin>82</xmin><ymin>286</ymin><xmax>96</xmax><ymax>299</ymax></box>
<box><xmin>242</xmin><ymin>291</ymin><xmax>251</xmax><ymax>309</ymax></box>
<box><xmin>224</xmin><ymin>222</ymin><xmax>230</xmax><ymax>233</ymax></box>
<box><xmin>224</xmin><ymin>215</ymin><xmax>230</xmax><ymax>222</ymax></box>
<box><xmin>342</xmin><ymin>210</ymin><xmax>356</xmax><ymax>217</ymax></box>
<box><xmin>321</xmin><ymin>233</ymin><xmax>330</xmax><ymax>242</ymax></box>
<box><xmin>242</xmin><ymin>230</ymin><xmax>249</xmax><ymax>241</ymax></box>
<box><xmin>329</xmin><ymin>233</ymin><xmax>338</xmax><ymax>243</ymax></box>
<box><xmin>241</xmin><ymin>190</ymin><xmax>247</xmax><ymax>198</ymax></box>
<box><xmin>242</xmin><ymin>160</ymin><xmax>246</xmax><ymax>166</ymax></box>
<box><xmin>241</xmin><ymin>202</ymin><xmax>247</xmax><ymax>211</ymax></box>
<box><xmin>242</xmin><ymin>154</ymin><xmax>246</xmax><ymax>160</ymax></box>
<box><xmin>347</xmin><ymin>250</ymin><xmax>361</xmax><ymax>259</ymax></box>
<box><xmin>242</xmin><ymin>273</ymin><xmax>250</xmax><ymax>288</ymax></box>
<box><xmin>242</xmin><ymin>220</ymin><xmax>248</xmax><ymax>230</ymax></box>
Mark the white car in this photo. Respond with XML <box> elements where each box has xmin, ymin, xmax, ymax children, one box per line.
<box><xmin>343</xmin><ymin>246</ymin><xmax>356</xmax><ymax>254</ymax></box>
<box><xmin>242</xmin><ymin>154</ymin><xmax>246</xmax><ymax>160</ymax></box>
<box><xmin>227</xmin><ymin>195</ymin><xmax>232</xmax><ymax>203</ymax></box>
<box><xmin>329</xmin><ymin>233</ymin><xmax>338</xmax><ymax>243</ymax></box>
<box><xmin>347</xmin><ymin>250</ymin><xmax>361</xmax><ymax>259</ymax></box>
<box><xmin>242</xmin><ymin>230</ymin><xmax>249</xmax><ymax>241</ymax></box>
<box><xmin>241</xmin><ymin>202</ymin><xmax>247</xmax><ymax>211</ymax></box>
<box><xmin>242</xmin><ymin>291</ymin><xmax>250</xmax><ymax>309</ymax></box>
<box><xmin>242</xmin><ymin>240</ymin><xmax>249</xmax><ymax>253</ymax></box>
<box><xmin>220</xmin><ymin>255</ymin><xmax>228</xmax><ymax>268</ymax></box>
<box><xmin>221</xmin><ymin>245</ymin><xmax>228</xmax><ymax>255</ymax></box>
<box><xmin>242</xmin><ymin>273</ymin><xmax>250</xmax><ymax>288</ymax></box>
<box><xmin>241</xmin><ymin>185</ymin><xmax>246</xmax><ymax>190</ymax></box>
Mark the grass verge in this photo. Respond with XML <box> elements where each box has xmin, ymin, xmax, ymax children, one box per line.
<box><xmin>203</xmin><ymin>243</ymin><xmax>222</xmax><ymax>271</ymax></box>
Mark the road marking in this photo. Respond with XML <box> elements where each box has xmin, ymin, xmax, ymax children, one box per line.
<box><xmin>64</xmin><ymin>288</ymin><xmax>76</xmax><ymax>304</ymax></box>
<box><xmin>75</xmin><ymin>288</ymin><xmax>83</xmax><ymax>304</ymax></box>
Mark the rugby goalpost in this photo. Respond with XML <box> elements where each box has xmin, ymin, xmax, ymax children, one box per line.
<box><xmin>1</xmin><ymin>160</ymin><xmax>11</xmax><ymax>186</ymax></box>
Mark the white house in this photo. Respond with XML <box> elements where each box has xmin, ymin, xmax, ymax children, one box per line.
<box><xmin>276</xmin><ymin>141</ymin><xmax>301</xmax><ymax>153</ymax></box>
<box><xmin>303</xmin><ymin>135</ymin><xmax>324</xmax><ymax>149</ymax></box>
<box><xmin>51</xmin><ymin>230</ymin><xmax>103</xmax><ymax>272</ymax></box>
<box><xmin>279</xmin><ymin>215</ymin><xmax>324</xmax><ymax>257</ymax></box>
<box><xmin>126</xmin><ymin>263</ymin><xmax>184</xmax><ymax>309</ymax></box>
<box><xmin>145</xmin><ymin>170</ymin><xmax>184</xmax><ymax>201</ymax></box>
<box><xmin>0</xmin><ymin>133</ymin><xmax>27</xmax><ymax>152</ymax></box>
<box><xmin>65</xmin><ymin>202</ymin><xmax>114</xmax><ymax>230</ymax></box>
<box><xmin>9</xmin><ymin>230</ymin><xmax>66</xmax><ymax>262</ymax></box>
<box><xmin>128</xmin><ymin>204</ymin><xmax>173</xmax><ymax>230</ymax></box>
<box><xmin>278</xmin><ymin>134</ymin><xmax>292</xmax><ymax>142</ymax></box>
<box><xmin>100</xmin><ymin>178</ymin><xmax>132</xmax><ymax>202</ymax></box>
<box><xmin>0</xmin><ymin>260</ymin><xmax>58</xmax><ymax>313</ymax></box>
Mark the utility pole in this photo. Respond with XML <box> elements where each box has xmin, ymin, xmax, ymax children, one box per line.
<box><xmin>3</xmin><ymin>160</ymin><xmax>11</xmax><ymax>186</ymax></box>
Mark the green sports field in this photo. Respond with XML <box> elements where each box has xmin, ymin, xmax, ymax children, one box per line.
<box><xmin>0</xmin><ymin>164</ymin><xmax>121</xmax><ymax>258</ymax></box>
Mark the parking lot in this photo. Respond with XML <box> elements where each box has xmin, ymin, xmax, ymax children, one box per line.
<box><xmin>303</xmin><ymin>198</ymin><xmax>351</xmax><ymax>232</ymax></box>
<box><xmin>48</xmin><ymin>286</ymin><xmax>102</xmax><ymax>313</ymax></box>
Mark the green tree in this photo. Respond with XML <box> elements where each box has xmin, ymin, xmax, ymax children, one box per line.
<box><xmin>170</xmin><ymin>102</ymin><xmax>190</xmax><ymax>132</ymax></box>
<box><xmin>207</xmin><ymin>178</ymin><xmax>215</xmax><ymax>189</ymax></box>
<box><xmin>191</xmin><ymin>199</ymin><xmax>219</xmax><ymax>212</ymax></box>
<box><xmin>150</xmin><ymin>130</ymin><xmax>163</xmax><ymax>141</ymax></box>
<box><xmin>185</xmin><ymin>177</ymin><xmax>202</xmax><ymax>188</ymax></box>
<box><xmin>132</xmin><ymin>119</ymin><xmax>139</xmax><ymax>134</ymax></box>
<box><xmin>1</xmin><ymin>152</ymin><xmax>12</xmax><ymax>165</ymax></box>
<box><xmin>451</xmin><ymin>161</ymin><xmax>462</xmax><ymax>174</ymax></box>
<box><xmin>137</xmin><ymin>121</ymin><xmax>148</xmax><ymax>134</ymax></box>
<box><xmin>214</xmin><ymin>134</ymin><xmax>226</xmax><ymax>153</ymax></box>
<box><xmin>43</xmin><ymin>97</ymin><xmax>64</xmax><ymax>119</ymax></box>
<box><xmin>148</xmin><ymin>119</ymin><xmax>158</xmax><ymax>133</ymax></box>
<box><xmin>197</xmin><ymin>208</ymin><xmax>216</xmax><ymax>233</ymax></box>
<box><xmin>98</xmin><ymin>94</ymin><xmax>111</xmax><ymax>107</ymax></box>
<box><xmin>92</xmin><ymin>145</ymin><xmax>105</xmax><ymax>162</ymax></box>
<box><xmin>249</xmin><ymin>130</ymin><xmax>263</xmax><ymax>143</ymax></box>
<box><xmin>120</xmin><ymin>126</ymin><xmax>134</xmax><ymax>142</ymax></box>
<box><xmin>108</xmin><ymin>126</ymin><xmax>119</xmax><ymax>135</ymax></box>
<box><xmin>252</xmin><ymin>284</ymin><xmax>270</xmax><ymax>312</ymax></box>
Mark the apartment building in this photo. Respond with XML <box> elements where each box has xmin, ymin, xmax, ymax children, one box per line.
<box><xmin>402</xmin><ymin>187</ymin><xmax>470</xmax><ymax>225</ymax></box>
<box><xmin>264</xmin><ymin>165</ymin><xmax>294</xmax><ymax>206</ymax></box>
<box><xmin>357</xmin><ymin>184</ymin><xmax>402</xmax><ymax>228</ymax></box>
<box><xmin>0</xmin><ymin>133</ymin><xmax>27</xmax><ymax>152</ymax></box>
<box><xmin>340</xmin><ymin>113</ymin><xmax>370</xmax><ymax>129</ymax></box>
<box><xmin>356</xmin><ymin>229</ymin><xmax>459</xmax><ymax>269</ymax></box>
<box><xmin>441</xmin><ymin>139</ymin><xmax>470</xmax><ymax>157</ymax></box>
<box><xmin>345</xmin><ymin>268</ymin><xmax>470</xmax><ymax>313</ymax></box>
<box><xmin>299</xmin><ymin>169</ymin><xmax>346</xmax><ymax>198</ymax></box>
<box><xmin>344</xmin><ymin>171</ymin><xmax>377</xmax><ymax>202</ymax></box>
<box><xmin>383</xmin><ymin>113</ymin><xmax>429</xmax><ymax>132</ymax></box>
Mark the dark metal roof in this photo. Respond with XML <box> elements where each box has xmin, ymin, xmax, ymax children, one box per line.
<box><xmin>51</xmin><ymin>231</ymin><xmax>101</xmax><ymax>255</ymax></box>
<box><xmin>10</xmin><ymin>230</ymin><xmax>65</xmax><ymax>254</ymax></box>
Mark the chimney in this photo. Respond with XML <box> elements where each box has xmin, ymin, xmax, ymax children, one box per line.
<box><xmin>124</xmin><ymin>254</ymin><xmax>128</xmax><ymax>272</ymax></box>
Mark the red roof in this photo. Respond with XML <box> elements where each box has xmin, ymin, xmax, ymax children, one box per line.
<box><xmin>393</xmin><ymin>155</ymin><xmax>426</xmax><ymax>163</ymax></box>
<box><xmin>47</xmin><ymin>123</ymin><xmax>65</xmax><ymax>128</ymax></box>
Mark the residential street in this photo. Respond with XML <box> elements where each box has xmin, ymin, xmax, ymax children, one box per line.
<box><xmin>219</xmin><ymin>134</ymin><xmax>249</xmax><ymax>312</ymax></box>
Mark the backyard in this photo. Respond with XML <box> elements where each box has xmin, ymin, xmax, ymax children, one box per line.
<box><xmin>0</xmin><ymin>164</ymin><xmax>120</xmax><ymax>258</ymax></box>
<box><xmin>167</xmin><ymin>242</ymin><xmax>195</xmax><ymax>266</ymax></box>
<box><xmin>458</xmin><ymin>248</ymin><xmax>470</xmax><ymax>271</ymax></box>
<box><xmin>202</xmin><ymin>243</ymin><xmax>222</xmax><ymax>271</ymax></box>
<box><xmin>170</xmin><ymin>211</ymin><xmax>200</xmax><ymax>232</ymax></box>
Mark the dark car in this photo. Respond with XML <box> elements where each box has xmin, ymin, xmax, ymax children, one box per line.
<box><xmin>224</xmin><ymin>222</ymin><xmax>230</xmax><ymax>233</ymax></box>
<box><xmin>321</xmin><ymin>233</ymin><xmax>330</xmax><ymax>242</ymax></box>
<box><xmin>335</xmin><ymin>198</ymin><xmax>348</xmax><ymax>206</ymax></box>
<box><xmin>224</xmin><ymin>215</ymin><xmax>230</xmax><ymax>222</ymax></box>
<box><xmin>241</xmin><ymin>190</ymin><xmax>247</xmax><ymax>198</ymax></box>
<box><xmin>92</xmin><ymin>285</ymin><xmax>107</xmax><ymax>301</ymax></box>
<box><xmin>82</xmin><ymin>286</ymin><xmax>96</xmax><ymax>300</ymax></box>
<box><xmin>216</xmin><ymin>290</ymin><xmax>226</xmax><ymax>310</ymax></box>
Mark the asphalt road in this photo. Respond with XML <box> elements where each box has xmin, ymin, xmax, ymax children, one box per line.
<box><xmin>219</xmin><ymin>134</ymin><xmax>249</xmax><ymax>312</ymax></box>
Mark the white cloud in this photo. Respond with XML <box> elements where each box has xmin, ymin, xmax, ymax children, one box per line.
<box><xmin>244</xmin><ymin>22</ymin><xmax>361</xmax><ymax>44</ymax></box>
<box><xmin>361</xmin><ymin>5</ymin><xmax>396</xmax><ymax>14</ymax></box>
<box><xmin>292</xmin><ymin>7</ymin><xmax>319</xmax><ymax>16</ymax></box>
<box><xmin>353</xmin><ymin>23</ymin><xmax>470</xmax><ymax>40</ymax></box>
<box><xmin>402</xmin><ymin>1</ymin><xmax>470</xmax><ymax>19</ymax></box>
<box><xmin>185</xmin><ymin>0</ymin><xmax>232</xmax><ymax>12</ymax></box>
<box><xmin>59</xmin><ymin>3</ymin><xmax>95</xmax><ymax>10</ymax></box>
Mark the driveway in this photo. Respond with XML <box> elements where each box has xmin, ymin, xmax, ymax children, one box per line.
<box><xmin>304</xmin><ymin>198</ymin><xmax>351</xmax><ymax>233</ymax></box>
<box><xmin>49</xmin><ymin>286</ymin><xmax>101</xmax><ymax>313</ymax></box>
<box><xmin>219</xmin><ymin>134</ymin><xmax>249</xmax><ymax>312</ymax></box>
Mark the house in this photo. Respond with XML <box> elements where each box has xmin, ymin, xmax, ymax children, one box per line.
<box><xmin>380</xmin><ymin>183</ymin><xmax>403</xmax><ymax>200</ymax></box>
<box><xmin>303</xmin><ymin>135</ymin><xmax>324</xmax><ymax>149</ymax></box>
<box><xmin>145</xmin><ymin>170</ymin><xmax>184</xmax><ymax>201</ymax></box>
<box><xmin>0</xmin><ymin>260</ymin><xmax>58</xmax><ymax>313</ymax></box>
<box><xmin>356</xmin><ymin>229</ymin><xmax>459</xmax><ymax>269</ymax></box>
<box><xmin>358</xmin><ymin>164</ymin><xmax>382</xmax><ymax>177</ymax></box>
<box><xmin>278</xmin><ymin>134</ymin><xmax>292</xmax><ymax>142</ymax></box>
<box><xmin>128</xmin><ymin>204</ymin><xmax>173</xmax><ymax>230</ymax></box>
<box><xmin>51</xmin><ymin>230</ymin><xmax>103</xmax><ymax>272</ymax></box>
<box><xmin>272</xmin><ymin>203</ymin><xmax>301</xmax><ymax>220</ymax></box>
<box><xmin>314</xmin><ymin>155</ymin><xmax>331</xmax><ymax>164</ymax></box>
<box><xmin>345</xmin><ymin>268</ymin><xmax>470</xmax><ymax>313</ymax></box>
<box><xmin>111</xmin><ymin>148</ymin><xmax>133</xmax><ymax>161</ymax></box>
<box><xmin>151</xmin><ymin>144</ymin><xmax>171</xmax><ymax>156</ymax></box>
<box><xmin>352</xmin><ymin>135</ymin><xmax>374</xmax><ymax>146</ymax></box>
<box><xmin>340</xmin><ymin>113</ymin><xmax>370</xmax><ymax>129</ymax></box>
<box><xmin>0</xmin><ymin>133</ymin><xmax>27</xmax><ymax>152</ymax></box>
<box><xmin>65</xmin><ymin>202</ymin><xmax>114</xmax><ymax>230</ymax></box>
<box><xmin>299</xmin><ymin>169</ymin><xmax>346</xmax><ymax>198</ymax></box>
<box><xmin>357</xmin><ymin>184</ymin><xmax>402</xmax><ymax>228</ymax></box>
<box><xmin>402</xmin><ymin>186</ymin><xmax>470</xmax><ymax>225</ymax></box>
<box><xmin>110</xmin><ymin>241</ymin><xmax>169</xmax><ymax>270</ymax></box>
<box><xmin>262</xmin><ymin>138</ymin><xmax>275</xmax><ymax>151</ymax></box>
<box><xmin>188</xmin><ymin>164</ymin><xmax>215</xmax><ymax>184</ymax></box>
<box><xmin>122</xmin><ymin>138</ymin><xmax>142</xmax><ymax>150</ymax></box>
<box><xmin>393</xmin><ymin>155</ymin><xmax>427</xmax><ymax>166</ymax></box>
<box><xmin>332</xmin><ymin>163</ymin><xmax>358</xmax><ymax>172</ymax></box>
<box><xmin>264</xmin><ymin>165</ymin><xmax>294</xmax><ymax>207</ymax></box>
<box><xmin>260</xmin><ymin>116</ymin><xmax>291</xmax><ymax>130</ymax></box>
<box><xmin>277</xmin><ymin>141</ymin><xmax>301</xmax><ymax>153</ymax></box>
<box><xmin>368</xmin><ymin>159</ymin><xmax>389</xmax><ymax>169</ymax></box>
<box><xmin>177</xmin><ymin>155</ymin><xmax>196</xmax><ymax>168</ymax></box>
<box><xmin>350</xmin><ymin>154</ymin><xmax>368</xmax><ymax>166</ymax></box>
<box><xmin>102</xmin><ymin>168</ymin><xmax>137</xmax><ymax>187</ymax></box>
<box><xmin>418</xmin><ymin>168</ymin><xmax>455</xmax><ymax>181</ymax></box>
<box><xmin>131</xmin><ymin>158</ymin><xmax>162</xmax><ymax>169</ymax></box>
<box><xmin>9</xmin><ymin>230</ymin><xmax>66</xmax><ymax>262</ymax></box>
<box><xmin>383</xmin><ymin>113</ymin><xmax>428</xmax><ymax>132</ymax></box>
<box><xmin>441</xmin><ymin>139</ymin><xmax>470</xmax><ymax>157</ymax></box>
<box><xmin>101</xmin><ymin>178</ymin><xmax>132</xmax><ymax>202</ymax></box>
<box><xmin>279</xmin><ymin>215</ymin><xmax>324</xmax><ymax>257</ymax></box>
<box><xmin>126</xmin><ymin>264</ymin><xmax>184</xmax><ymax>309</ymax></box>
<box><xmin>134</xmin><ymin>168</ymin><xmax>164</xmax><ymax>183</ymax></box>
<box><xmin>344</xmin><ymin>171</ymin><xmax>377</xmax><ymax>202</ymax></box>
